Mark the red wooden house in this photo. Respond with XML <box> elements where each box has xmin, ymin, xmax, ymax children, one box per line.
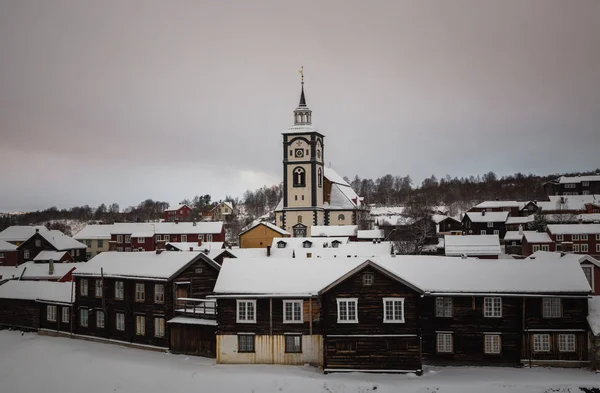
<box><xmin>163</xmin><ymin>204</ymin><xmax>193</xmax><ymax>222</ymax></box>
<box><xmin>0</xmin><ymin>240</ymin><xmax>18</xmax><ymax>266</ymax></box>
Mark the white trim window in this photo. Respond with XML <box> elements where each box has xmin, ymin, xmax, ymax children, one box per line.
<box><xmin>573</xmin><ymin>234</ymin><xmax>580</xmax><ymax>241</ymax></box>
<box><xmin>582</xmin><ymin>181</ymin><xmax>590</xmax><ymax>187</ymax></box>
<box><xmin>115</xmin><ymin>281</ymin><xmax>124</xmax><ymax>300</ymax></box>
<box><xmin>487</xmin><ymin>222</ymin><xmax>494</xmax><ymax>228</ymax></box>
<box><xmin>542</xmin><ymin>298</ymin><xmax>562</xmax><ymax>318</ymax></box>
<box><xmin>283</xmin><ymin>300</ymin><xmax>303</xmax><ymax>323</ymax></box>
<box><xmin>484</xmin><ymin>334</ymin><xmax>501</xmax><ymax>354</ymax></box>
<box><xmin>236</xmin><ymin>300</ymin><xmax>257</xmax><ymax>323</ymax></box>
<box><xmin>80</xmin><ymin>279</ymin><xmax>88</xmax><ymax>297</ymax></box>
<box><xmin>136</xmin><ymin>315</ymin><xmax>145</xmax><ymax>336</ymax></box>
<box><xmin>436</xmin><ymin>333</ymin><xmax>453</xmax><ymax>353</ymax></box>
<box><xmin>581</xmin><ymin>244</ymin><xmax>588</xmax><ymax>253</ymax></box>
<box><xmin>436</xmin><ymin>297</ymin><xmax>453</xmax><ymax>317</ymax></box>
<box><xmin>163</xmin><ymin>235</ymin><xmax>170</xmax><ymax>242</ymax></box>
<box><xmin>556</xmin><ymin>234</ymin><xmax>564</xmax><ymax>242</ymax></box>
<box><xmin>484</xmin><ymin>297</ymin><xmax>502</xmax><ymax>318</ymax></box>
<box><xmin>207</xmin><ymin>234</ymin><xmax>213</xmax><ymax>242</ymax></box>
<box><xmin>362</xmin><ymin>273</ymin><xmax>374</xmax><ymax>286</ymax></box>
<box><xmin>533</xmin><ymin>334</ymin><xmax>550</xmax><ymax>352</ymax></box>
<box><xmin>383</xmin><ymin>298</ymin><xmax>405</xmax><ymax>323</ymax></box>
<box><xmin>596</xmin><ymin>234</ymin><xmax>600</xmax><ymax>241</ymax></box>
<box><xmin>137</xmin><ymin>237</ymin><xmax>145</xmax><ymax>243</ymax></box>
<box><xmin>96</xmin><ymin>310</ymin><xmax>105</xmax><ymax>328</ymax></box>
<box><xmin>493</xmin><ymin>229</ymin><xmax>499</xmax><ymax>235</ymax></box>
<box><xmin>238</xmin><ymin>334</ymin><xmax>255</xmax><ymax>353</ymax></box>
<box><xmin>154</xmin><ymin>284</ymin><xmax>164</xmax><ymax>304</ymax></box>
<box><xmin>564</xmin><ymin>183</ymin><xmax>576</xmax><ymax>188</ymax></box>
<box><xmin>337</xmin><ymin>298</ymin><xmax>358</xmax><ymax>323</ymax></box>
<box><xmin>181</xmin><ymin>235</ymin><xmax>187</xmax><ymax>242</ymax></box>
<box><xmin>135</xmin><ymin>283</ymin><xmax>145</xmax><ymax>302</ymax></box>
<box><xmin>155</xmin><ymin>235</ymin><xmax>161</xmax><ymax>241</ymax></box>
<box><xmin>95</xmin><ymin>280</ymin><xmax>103</xmax><ymax>298</ymax></box>
<box><xmin>80</xmin><ymin>309</ymin><xmax>88</xmax><ymax>327</ymax></box>
<box><xmin>541</xmin><ymin>244</ymin><xmax>550</xmax><ymax>252</ymax></box>
<box><xmin>47</xmin><ymin>305</ymin><xmax>57</xmax><ymax>322</ymax></box>
<box><xmin>23</xmin><ymin>249</ymin><xmax>30</xmax><ymax>259</ymax></box>
<box><xmin>574</xmin><ymin>244</ymin><xmax>580</xmax><ymax>253</ymax></box>
<box><xmin>581</xmin><ymin>234</ymin><xmax>588</xmax><ymax>241</ymax></box>
<box><xmin>125</xmin><ymin>247</ymin><xmax>131</xmax><ymax>252</ymax></box>
<box><xmin>558</xmin><ymin>334</ymin><xmax>576</xmax><ymax>352</ymax></box>
<box><xmin>117</xmin><ymin>235</ymin><xmax>123</xmax><ymax>243</ymax></box>
<box><xmin>582</xmin><ymin>265</ymin><xmax>594</xmax><ymax>291</ymax></box>
<box><xmin>61</xmin><ymin>307</ymin><xmax>70</xmax><ymax>323</ymax></box>
<box><xmin>532</xmin><ymin>245</ymin><xmax>540</xmax><ymax>253</ymax></box>
<box><xmin>116</xmin><ymin>312</ymin><xmax>125</xmax><ymax>331</ymax></box>
<box><xmin>154</xmin><ymin>317</ymin><xmax>165</xmax><ymax>338</ymax></box>
<box><xmin>125</xmin><ymin>235</ymin><xmax>131</xmax><ymax>243</ymax></box>
<box><xmin>597</xmin><ymin>244</ymin><xmax>600</xmax><ymax>253</ymax></box>
<box><xmin>480</xmin><ymin>230</ymin><xmax>487</xmax><ymax>235</ymax></box>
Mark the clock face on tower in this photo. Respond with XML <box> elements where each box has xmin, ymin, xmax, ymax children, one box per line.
<box><xmin>294</xmin><ymin>149</ymin><xmax>304</xmax><ymax>158</ymax></box>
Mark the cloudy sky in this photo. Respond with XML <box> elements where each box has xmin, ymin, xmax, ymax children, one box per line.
<box><xmin>1</xmin><ymin>0</ymin><xmax>599</xmax><ymax>212</ymax></box>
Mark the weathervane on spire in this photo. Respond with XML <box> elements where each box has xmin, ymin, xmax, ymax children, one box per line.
<box><xmin>299</xmin><ymin>65</ymin><xmax>304</xmax><ymax>85</ymax></box>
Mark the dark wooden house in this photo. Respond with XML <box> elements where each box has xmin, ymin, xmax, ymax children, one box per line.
<box><xmin>72</xmin><ymin>250</ymin><xmax>220</xmax><ymax>351</ymax></box>
<box><xmin>462</xmin><ymin>211</ymin><xmax>509</xmax><ymax>238</ymax></box>
<box><xmin>17</xmin><ymin>229</ymin><xmax>87</xmax><ymax>264</ymax></box>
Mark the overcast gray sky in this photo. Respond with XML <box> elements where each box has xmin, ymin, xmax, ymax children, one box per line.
<box><xmin>1</xmin><ymin>0</ymin><xmax>599</xmax><ymax>212</ymax></box>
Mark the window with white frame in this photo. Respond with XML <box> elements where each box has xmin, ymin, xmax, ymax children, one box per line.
<box><xmin>581</xmin><ymin>244</ymin><xmax>588</xmax><ymax>253</ymax></box>
<box><xmin>236</xmin><ymin>300</ymin><xmax>256</xmax><ymax>323</ymax></box>
<box><xmin>581</xmin><ymin>234</ymin><xmax>588</xmax><ymax>241</ymax></box>
<box><xmin>543</xmin><ymin>298</ymin><xmax>562</xmax><ymax>318</ymax></box>
<box><xmin>116</xmin><ymin>312</ymin><xmax>125</xmax><ymax>331</ymax></box>
<box><xmin>437</xmin><ymin>333</ymin><xmax>453</xmax><ymax>353</ymax></box>
<box><xmin>573</xmin><ymin>234</ymin><xmax>580</xmax><ymax>241</ymax></box>
<box><xmin>97</xmin><ymin>239</ymin><xmax>104</xmax><ymax>248</ymax></box>
<box><xmin>283</xmin><ymin>300</ymin><xmax>303</xmax><ymax>323</ymax></box>
<box><xmin>493</xmin><ymin>230</ymin><xmax>499</xmax><ymax>235</ymax></box>
<box><xmin>207</xmin><ymin>234</ymin><xmax>213</xmax><ymax>242</ymax></box>
<box><xmin>125</xmin><ymin>235</ymin><xmax>131</xmax><ymax>243</ymax></box>
<box><xmin>154</xmin><ymin>284</ymin><xmax>164</xmax><ymax>304</ymax></box>
<box><xmin>80</xmin><ymin>279</ymin><xmax>88</xmax><ymax>296</ymax></box>
<box><xmin>125</xmin><ymin>247</ymin><xmax>131</xmax><ymax>252</ymax></box>
<box><xmin>96</xmin><ymin>310</ymin><xmax>105</xmax><ymax>328</ymax></box>
<box><xmin>238</xmin><ymin>334</ymin><xmax>255</xmax><ymax>352</ymax></box>
<box><xmin>155</xmin><ymin>235</ymin><xmax>161</xmax><ymax>241</ymax></box>
<box><xmin>0</xmin><ymin>252</ymin><xmax>4</xmax><ymax>258</ymax></box>
<box><xmin>135</xmin><ymin>283</ymin><xmax>145</xmax><ymax>302</ymax></box>
<box><xmin>582</xmin><ymin>266</ymin><xmax>593</xmax><ymax>290</ymax></box>
<box><xmin>117</xmin><ymin>235</ymin><xmax>123</xmax><ymax>243</ymax></box>
<box><xmin>163</xmin><ymin>235</ymin><xmax>169</xmax><ymax>242</ymax></box>
<box><xmin>47</xmin><ymin>305</ymin><xmax>57</xmax><ymax>322</ymax></box>
<box><xmin>484</xmin><ymin>297</ymin><xmax>502</xmax><ymax>317</ymax></box>
<box><xmin>532</xmin><ymin>245</ymin><xmax>540</xmax><ymax>252</ymax></box>
<box><xmin>533</xmin><ymin>334</ymin><xmax>550</xmax><ymax>352</ymax></box>
<box><xmin>383</xmin><ymin>298</ymin><xmax>405</xmax><ymax>323</ymax></box>
<box><xmin>582</xmin><ymin>181</ymin><xmax>589</xmax><ymax>187</ymax></box>
<box><xmin>24</xmin><ymin>249</ymin><xmax>30</xmax><ymax>259</ymax></box>
<box><xmin>558</xmin><ymin>334</ymin><xmax>576</xmax><ymax>352</ymax></box>
<box><xmin>574</xmin><ymin>244</ymin><xmax>580</xmax><ymax>252</ymax></box>
<box><xmin>436</xmin><ymin>297</ymin><xmax>453</xmax><ymax>317</ymax></box>
<box><xmin>117</xmin><ymin>247</ymin><xmax>123</xmax><ymax>252</ymax></box>
<box><xmin>597</xmin><ymin>244</ymin><xmax>600</xmax><ymax>253</ymax></box>
<box><xmin>154</xmin><ymin>317</ymin><xmax>165</xmax><ymax>338</ymax></box>
<box><xmin>35</xmin><ymin>239</ymin><xmax>42</xmax><ymax>247</ymax></box>
<box><xmin>285</xmin><ymin>334</ymin><xmax>302</xmax><ymax>353</ymax></box>
<box><xmin>337</xmin><ymin>298</ymin><xmax>358</xmax><ymax>323</ymax></box>
<box><xmin>484</xmin><ymin>334</ymin><xmax>501</xmax><ymax>354</ymax></box>
<box><xmin>95</xmin><ymin>280</ymin><xmax>103</xmax><ymax>298</ymax></box>
<box><xmin>596</xmin><ymin>234</ymin><xmax>600</xmax><ymax>241</ymax></box>
<box><xmin>564</xmin><ymin>183</ymin><xmax>576</xmax><ymax>188</ymax></box>
<box><xmin>362</xmin><ymin>273</ymin><xmax>374</xmax><ymax>286</ymax></box>
<box><xmin>556</xmin><ymin>234</ymin><xmax>564</xmax><ymax>242</ymax></box>
<box><xmin>136</xmin><ymin>315</ymin><xmax>145</xmax><ymax>336</ymax></box>
<box><xmin>115</xmin><ymin>281</ymin><xmax>124</xmax><ymax>300</ymax></box>
<box><xmin>541</xmin><ymin>244</ymin><xmax>550</xmax><ymax>252</ymax></box>
<box><xmin>181</xmin><ymin>235</ymin><xmax>187</xmax><ymax>242</ymax></box>
<box><xmin>62</xmin><ymin>307</ymin><xmax>70</xmax><ymax>323</ymax></box>
<box><xmin>80</xmin><ymin>309</ymin><xmax>88</xmax><ymax>327</ymax></box>
<box><xmin>487</xmin><ymin>222</ymin><xmax>494</xmax><ymax>228</ymax></box>
<box><xmin>137</xmin><ymin>237</ymin><xmax>145</xmax><ymax>243</ymax></box>
<box><xmin>480</xmin><ymin>230</ymin><xmax>487</xmax><ymax>235</ymax></box>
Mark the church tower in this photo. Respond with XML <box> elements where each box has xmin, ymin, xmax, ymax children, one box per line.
<box><xmin>276</xmin><ymin>68</ymin><xmax>325</xmax><ymax>236</ymax></box>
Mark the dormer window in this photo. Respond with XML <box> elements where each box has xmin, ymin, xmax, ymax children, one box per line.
<box><xmin>332</xmin><ymin>240</ymin><xmax>341</xmax><ymax>248</ymax></box>
<box><xmin>303</xmin><ymin>240</ymin><xmax>312</xmax><ymax>248</ymax></box>
<box><xmin>277</xmin><ymin>241</ymin><xmax>287</xmax><ymax>249</ymax></box>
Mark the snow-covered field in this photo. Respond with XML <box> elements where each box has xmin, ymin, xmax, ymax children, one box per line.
<box><xmin>0</xmin><ymin>331</ymin><xmax>598</xmax><ymax>393</ymax></box>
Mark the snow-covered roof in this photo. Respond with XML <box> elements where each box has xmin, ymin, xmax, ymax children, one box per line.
<box><xmin>374</xmin><ymin>215</ymin><xmax>415</xmax><ymax>227</ymax></box>
<box><xmin>270</xmin><ymin>237</ymin><xmax>349</xmax><ymax>249</ymax></box>
<box><xmin>110</xmin><ymin>222</ymin><xmax>223</xmax><ymax>236</ymax></box>
<box><xmin>33</xmin><ymin>251</ymin><xmax>69</xmax><ymax>262</ymax></box>
<box><xmin>357</xmin><ymin>228</ymin><xmax>385</xmax><ymax>239</ymax></box>
<box><xmin>40</xmin><ymin>230</ymin><xmax>87</xmax><ymax>251</ymax></box>
<box><xmin>73</xmin><ymin>225</ymin><xmax>113</xmax><ymax>240</ymax></box>
<box><xmin>274</xmin><ymin>198</ymin><xmax>284</xmax><ymax>211</ymax></box>
<box><xmin>226</xmin><ymin>240</ymin><xmax>393</xmax><ymax>259</ymax></box>
<box><xmin>284</xmin><ymin>124</ymin><xmax>320</xmax><ymax>134</ymax></box>
<box><xmin>444</xmin><ymin>235</ymin><xmax>501</xmax><ymax>256</ymax></box>
<box><xmin>0</xmin><ymin>280</ymin><xmax>74</xmax><ymax>303</ymax></box>
<box><xmin>239</xmin><ymin>221</ymin><xmax>289</xmax><ymax>237</ymax></box>
<box><xmin>73</xmin><ymin>251</ymin><xmax>206</xmax><ymax>280</ymax></box>
<box><xmin>473</xmin><ymin>201</ymin><xmax>527</xmax><ymax>209</ymax></box>
<box><xmin>166</xmin><ymin>242</ymin><xmax>224</xmax><ymax>252</ymax></box>
<box><xmin>19</xmin><ymin>261</ymin><xmax>84</xmax><ymax>280</ymax></box>
<box><xmin>324</xmin><ymin>167</ymin><xmax>350</xmax><ymax>187</ymax></box>
<box><xmin>523</xmin><ymin>231</ymin><xmax>553</xmax><ymax>243</ymax></box>
<box><xmin>310</xmin><ymin>225</ymin><xmax>357</xmax><ymax>237</ymax></box>
<box><xmin>504</xmin><ymin>231</ymin><xmax>523</xmax><ymax>242</ymax></box>
<box><xmin>505</xmin><ymin>215</ymin><xmax>535</xmax><ymax>225</ymax></box>
<box><xmin>588</xmin><ymin>296</ymin><xmax>600</xmax><ymax>336</ymax></box>
<box><xmin>547</xmin><ymin>224</ymin><xmax>600</xmax><ymax>235</ymax></box>
<box><xmin>537</xmin><ymin>195</ymin><xmax>599</xmax><ymax>212</ymax></box>
<box><xmin>0</xmin><ymin>240</ymin><xmax>17</xmax><ymax>252</ymax></box>
<box><xmin>529</xmin><ymin>251</ymin><xmax>600</xmax><ymax>267</ymax></box>
<box><xmin>370</xmin><ymin>206</ymin><xmax>406</xmax><ymax>216</ymax></box>
<box><xmin>167</xmin><ymin>317</ymin><xmax>217</xmax><ymax>326</ymax></box>
<box><xmin>558</xmin><ymin>175</ymin><xmax>600</xmax><ymax>184</ymax></box>
<box><xmin>214</xmin><ymin>255</ymin><xmax>591</xmax><ymax>296</ymax></box>
<box><xmin>465</xmin><ymin>211</ymin><xmax>509</xmax><ymax>223</ymax></box>
<box><xmin>0</xmin><ymin>226</ymin><xmax>49</xmax><ymax>242</ymax></box>
<box><xmin>165</xmin><ymin>204</ymin><xmax>190</xmax><ymax>212</ymax></box>
<box><xmin>327</xmin><ymin>183</ymin><xmax>360</xmax><ymax>209</ymax></box>
<box><xmin>432</xmin><ymin>214</ymin><xmax>460</xmax><ymax>224</ymax></box>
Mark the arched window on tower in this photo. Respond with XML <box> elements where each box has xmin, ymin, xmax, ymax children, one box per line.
<box><xmin>318</xmin><ymin>168</ymin><xmax>322</xmax><ymax>188</ymax></box>
<box><xmin>338</xmin><ymin>214</ymin><xmax>345</xmax><ymax>221</ymax></box>
<box><xmin>293</xmin><ymin>167</ymin><xmax>306</xmax><ymax>187</ymax></box>
<box><xmin>302</xmin><ymin>114</ymin><xmax>307</xmax><ymax>123</ymax></box>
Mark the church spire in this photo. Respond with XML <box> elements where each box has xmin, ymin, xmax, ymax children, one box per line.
<box><xmin>294</xmin><ymin>66</ymin><xmax>312</xmax><ymax>125</ymax></box>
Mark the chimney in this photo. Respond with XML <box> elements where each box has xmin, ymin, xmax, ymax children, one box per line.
<box><xmin>156</xmin><ymin>249</ymin><xmax>163</xmax><ymax>255</ymax></box>
<box><xmin>35</xmin><ymin>228</ymin><xmax>39</xmax><ymax>233</ymax></box>
<box><xmin>518</xmin><ymin>224</ymin><xmax>523</xmax><ymax>235</ymax></box>
<box><xmin>193</xmin><ymin>221</ymin><xmax>197</xmax><ymax>226</ymax></box>
<box><xmin>48</xmin><ymin>259</ymin><xmax>54</xmax><ymax>275</ymax></box>
<box><xmin>189</xmin><ymin>247</ymin><xmax>193</xmax><ymax>251</ymax></box>
<box><xmin>578</xmin><ymin>217</ymin><xmax>583</xmax><ymax>224</ymax></box>
<box><xmin>266</xmin><ymin>245</ymin><xmax>271</xmax><ymax>257</ymax></box>
<box><xmin>481</xmin><ymin>210</ymin><xmax>486</xmax><ymax>216</ymax></box>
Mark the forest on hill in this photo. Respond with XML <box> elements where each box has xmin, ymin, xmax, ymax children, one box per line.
<box><xmin>1</xmin><ymin>168</ymin><xmax>598</xmax><ymax>234</ymax></box>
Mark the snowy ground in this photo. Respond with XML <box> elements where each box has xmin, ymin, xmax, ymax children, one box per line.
<box><xmin>0</xmin><ymin>331</ymin><xmax>598</xmax><ymax>393</ymax></box>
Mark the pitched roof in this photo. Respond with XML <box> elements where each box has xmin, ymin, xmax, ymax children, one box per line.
<box><xmin>505</xmin><ymin>215</ymin><xmax>535</xmax><ymax>225</ymax></box>
<box><xmin>0</xmin><ymin>280</ymin><xmax>74</xmax><ymax>303</ymax></box>
<box><xmin>465</xmin><ymin>211</ymin><xmax>509</xmax><ymax>223</ymax></box>
<box><xmin>39</xmin><ymin>230</ymin><xmax>87</xmax><ymax>251</ymax></box>
<box><xmin>269</xmin><ymin>237</ymin><xmax>349</xmax><ymax>249</ymax></box>
<box><xmin>165</xmin><ymin>204</ymin><xmax>190</xmax><ymax>212</ymax></box>
<box><xmin>18</xmin><ymin>261</ymin><xmax>84</xmax><ymax>280</ymax></box>
<box><xmin>443</xmin><ymin>235</ymin><xmax>501</xmax><ymax>256</ymax></box>
<box><xmin>537</xmin><ymin>195</ymin><xmax>599</xmax><ymax>212</ymax></box>
<box><xmin>529</xmin><ymin>250</ymin><xmax>600</xmax><ymax>267</ymax></box>
<box><xmin>523</xmin><ymin>231</ymin><xmax>553</xmax><ymax>243</ymax></box>
<box><xmin>0</xmin><ymin>240</ymin><xmax>17</xmax><ymax>252</ymax></box>
<box><xmin>311</xmin><ymin>225</ymin><xmax>357</xmax><ymax>237</ymax></box>
<box><xmin>239</xmin><ymin>221</ymin><xmax>289</xmax><ymax>237</ymax></box>
<box><xmin>33</xmin><ymin>251</ymin><xmax>69</xmax><ymax>262</ymax></box>
<box><xmin>558</xmin><ymin>175</ymin><xmax>600</xmax><ymax>184</ymax></box>
<box><xmin>72</xmin><ymin>251</ymin><xmax>208</xmax><ymax>280</ymax></box>
<box><xmin>547</xmin><ymin>224</ymin><xmax>600</xmax><ymax>235</ymax></box>
<box><xmin>73</xmin><ymin>225</ymin><xmax>113</xmax><ymax>240</ymax></box>
<box><xmin>0</xmin><ymin>226</ymin><xmax>49</xmax><ymax>242</ymax></box>
<box><xmin>324</xmin><ymin>167</ymin><xmax>350</xmax><ymax>186</ymax></box>
<box><xmin>473</xmin><ymin>201</ymin><xmax>527</xmax><ymax>209</ymax></box>
<box><xmin>109</xmin><ymin>222</ymin><xmax>223</xmax><ymax>236</ymax></box>
<box><xmin>504</xmin><ymin>231</ymin><xmax>524</xmax><ymax>242</ymax></box>
<box><xmin>357</xmin><ymin>228</ymin><xmax>385</xmax><ymax>239</ymax></box>
<box><xmin>588</xmin><ymin>296</ymin><xmax>600</xmax><ymax>336</ymax></box>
